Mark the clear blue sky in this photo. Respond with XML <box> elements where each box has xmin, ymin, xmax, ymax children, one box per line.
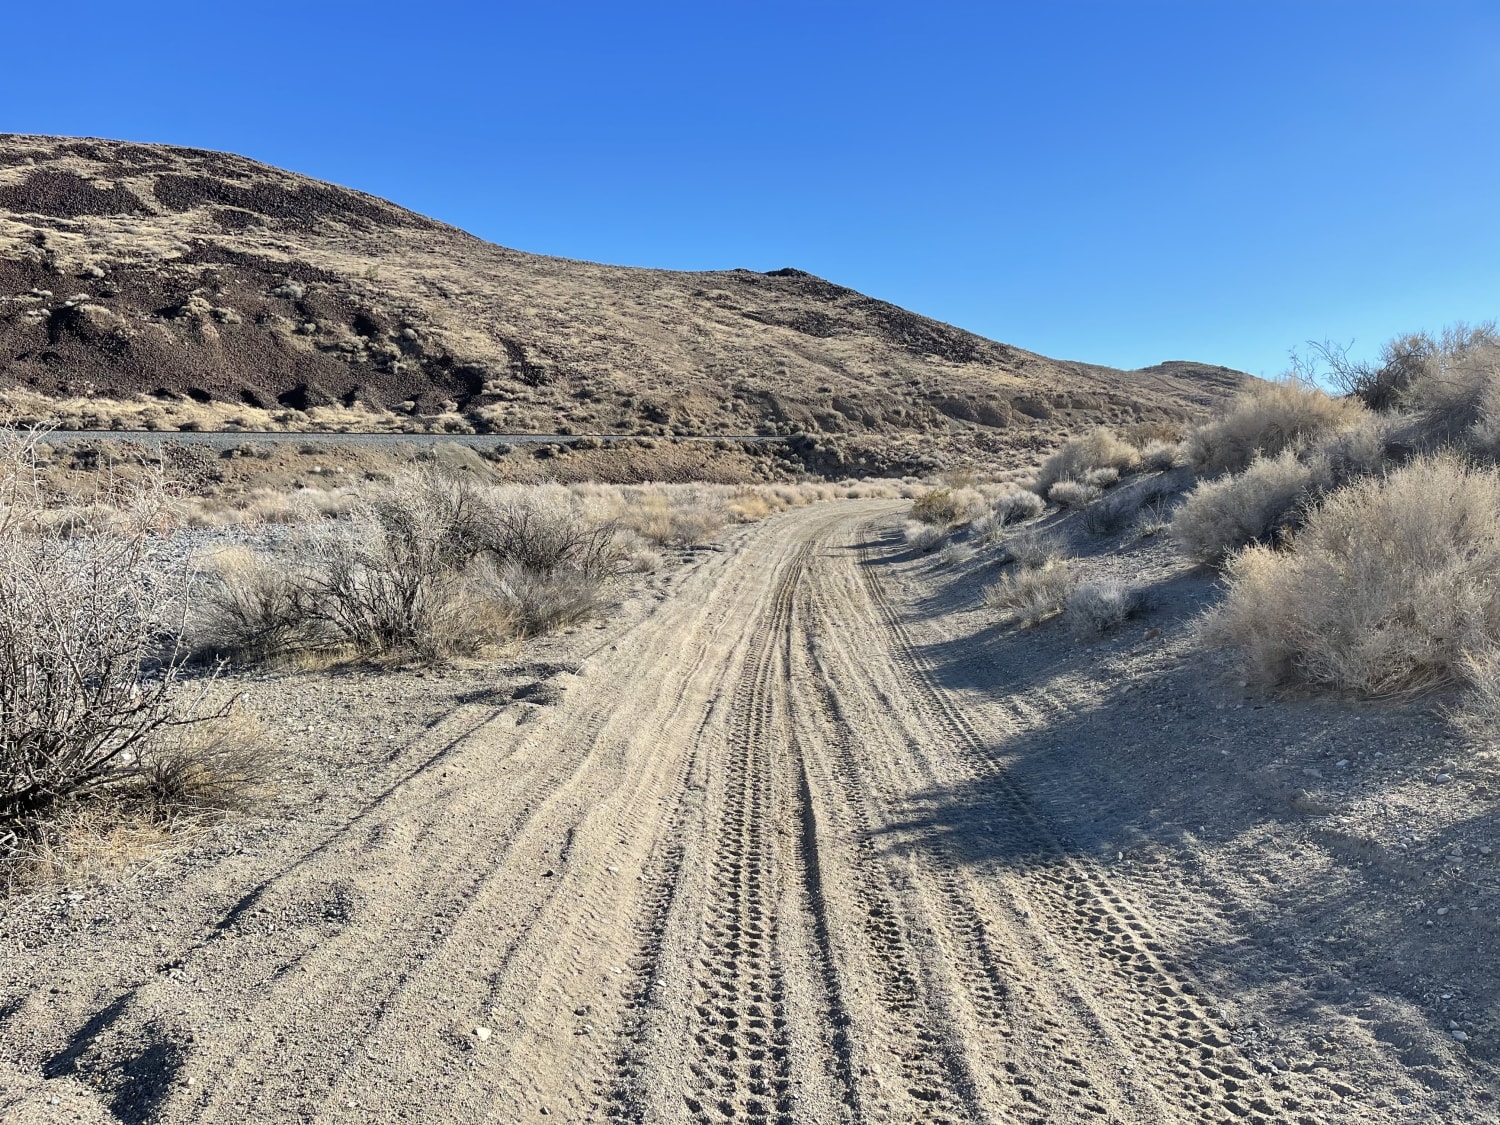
<box><xmin>3</xmin><ymin>2</ymin><xmax>1497</xmax><ymax>377</ymax></box>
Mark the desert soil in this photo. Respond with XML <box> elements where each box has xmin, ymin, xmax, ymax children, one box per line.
<box><xmin>4</xmin><ymin>500</ymin><xmax>1499</xmax><ymax>1124</ymax></box>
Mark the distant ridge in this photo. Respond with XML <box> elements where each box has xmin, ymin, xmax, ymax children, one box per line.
<box><xmin>0</xmin><ymin>135</ymin><xmax>1245</xmax><ymax>468</ymax></box>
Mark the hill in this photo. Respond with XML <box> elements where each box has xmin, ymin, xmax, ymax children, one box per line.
<box><xmin>0</xmin><ymin>135</ymin><xmax>1245</xmax><ymax>470</ymax></box>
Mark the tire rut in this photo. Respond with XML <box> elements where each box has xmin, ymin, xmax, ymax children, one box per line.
<box><xmin>851</xmin><ymin>524</ymin><xmax>1314</xmax><ymax>1123</ymax></box>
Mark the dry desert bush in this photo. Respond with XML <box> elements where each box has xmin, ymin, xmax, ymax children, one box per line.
<box><xmin>988</xmin><ymin>485</ymin><xmax>1046</xmax><ymax>525</ymax></box>
<box><xmin>910</xmin><ymin>485</ymin><xmax>984</xmax><ymax>527</ymax></box>
<box><xmin>194</xmin><ymin>475</ymin><xmax>872</xmax><ymax>664</ymax></box>
<box><xmin>970</xmin><ymin>486</ymin><xmax>1045</xmax><ymax>543</ymax></box>
<box><xmin>1207</xmin><ymin>455</ymin><xmax>1500</xmax><ymax>696</ymax></box>
<box><xmin>1066</xmin><ymin>580</ymin><xmax>1145</xmax><ymax>639</ymax></box>
<box><xmin>1171</xmin><ymin>450</ymin><xmax>1320</xmax><ymax>563</ymax></box>
<box><xmin>1036</xmin><ymin>428</ymin><xmax>1141</xmax><ymax>493</ymax></box>
<box><xmin>903</xmin><ymin>520</ymin><xmax>947</xmax><ymax>552</ymax></box>
<box><xmin>984</xmin><ymin>557</ymin><xmax>1073</xmax><ymax>626</ymax></box>
<box><xmin>0</xmin><ymin>429</ymin><xmax>267</xmax><ymax>856</ymax></box>
<box><xmin>1000</xmin><ymin>528</ymin><xmax>1066</xmax><ymax>570</ymax></box>
<box><xmin>194</xmin><ymin>474</ymin><xmax>617</xmax><ymax>663</ymax></box>
<box><xmin>1314</xmin><ymin>321</ymin><xmax>1499</xmax><ymax>412</ymax></box>
<box><xmin>1399</xmin><ymin>340</ymin><xmax>1500</xmax><ymax>456</ymax></box>
<box><xmin>1183</xmin><ymin>377</ymin><xmax>1367</xmax><ymax>477</ymax></box>
<box><xmin>1047</xmin><ymin>479</ymin><xmax>1102</xmax><ymax>508</ymax></box>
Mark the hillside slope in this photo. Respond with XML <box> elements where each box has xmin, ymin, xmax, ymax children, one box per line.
<box><xmin>0</xmin><ymin>135</ymin><xmax>1244</xmax><ymax>460</ymax></box>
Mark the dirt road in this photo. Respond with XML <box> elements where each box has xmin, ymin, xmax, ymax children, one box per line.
<box><xmin>3</xmin><ymin>501</ymin><xmax>1491</xmax><ymax>1123</ymax></box>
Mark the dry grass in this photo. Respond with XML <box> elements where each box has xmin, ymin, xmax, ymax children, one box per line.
<box><xmin>1066</xmin><ymin>581</ymin><xmax>1145</xmax><ymax>639</ymax></box>
<box><xmin>1047</xmin><ymin>479</ymin><xmax>1102</xmax><ymax>508</ymax></box>
<box><xmin>1183</xmin><ymin>378</ymin><xmax>1367</xmax><ymax>476</ymax></box>
<box><xmin>903</xmin><ymin>520</ymin><xmax>947</xmax><ymax>552</ymax></box>
<box><xmin>911</xmin><ymin>486</ymin><xmax>984</xmax><ymax>527</ymax></box>
<box><xmin>984</xmin><ymin>558</ymin><xmax>1073</xmax><ymax>626</ymax></box>
<box><xmin>1207</xmin><ymin>455</ymin><xmax>1500</xmax><ymax>695</ymax></box>
<box><xmin>1000</xmin><ymin>529</ymin><xmax>1066</xmax><ymax>570</ymax></box>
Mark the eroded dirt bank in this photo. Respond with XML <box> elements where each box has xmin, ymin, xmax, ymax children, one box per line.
<box><xmin>3</xmin><ymin>501</ymin><xmax>1496</xmax><ymax>1124</ymax></box>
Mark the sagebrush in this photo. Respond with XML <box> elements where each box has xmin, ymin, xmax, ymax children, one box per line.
<box><xmin>1207</xmin><ymin>455</ymin><xmax>1500</xmax><ymax>695</ymax></box>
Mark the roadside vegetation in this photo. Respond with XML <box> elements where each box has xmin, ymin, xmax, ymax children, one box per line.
<box><xmin>934</xmin><ymin>321</ymin><xmax>1500</xmax><ymax>738</ymax></box>
<box><xmin>1</xmin><ymin>424</ymin><xmax>898</xmax><ymax>887</ymax></box>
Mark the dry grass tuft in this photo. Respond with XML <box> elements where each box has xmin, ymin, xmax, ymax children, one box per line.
<box><xmin>984</xmin><ymin>558</ymin><xmax>1073</xmax><ymax>626</ymax></box>
<box><xmin>903</xmin><ymin>520</ymin><xmax>946</xmax><ymax>552</ymax></box>
<box><xmin>1066</xmin><ymin>581</ymin><xmax>1145</xmax><ymax>639</ymax></box>
<box><xmin>911</xmin><ymin>486</ymin><xmax>984</xmax><ymax>527</ymax></box>
<box><xmin>1047</xmin><ymin>479</ymin><xmax>1102</xmax><ymax>508</ymax></box>
<box><xmin>1000</xmin><ymin>529</ymin><xmax>1066</xmax><ymax>570</ymax></box>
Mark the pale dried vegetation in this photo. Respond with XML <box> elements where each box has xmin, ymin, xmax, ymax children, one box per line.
<box><xmin>1170</xmin><ymin>324</ymin><xmax>1500</xmax><ymax>737</ymax></box>
<box><xmin>0</xmin><ymin>430</ymin><xmax>269</xmax><ymax>887</ymax></box>
<box><xmin>0</xmin><ymin>422</ymin><xmax>892</xmax><ymax>883</ymax></box>
<box><xmin>1066</xmin><ymin>580</ymin><xmax>1145</xmax><ymax>640</ymax></box>
<box><xmin>984</xmin><ymin>557</ymin><xmax>1073</xmax><ymax>627</ymax></box>
<box><xmin>1182</xmin><ymin>377</ymin><xmax>1368</xmax><ymax>477</ymax></box>
<box><xmin>1206</xmin><ymin>455</ymin><xmax>1500</xmax><ymax>696</ymax></box>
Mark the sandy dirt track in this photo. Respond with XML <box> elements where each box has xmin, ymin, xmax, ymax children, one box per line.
<box><xmin>3</xmin><ymin>501</ymin><xmax>1493</xmax><ymax>1124</ymax></box>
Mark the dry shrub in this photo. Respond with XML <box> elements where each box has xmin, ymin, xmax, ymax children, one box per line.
<box><xmin>1119</xmin><ymin>421</ymin><xmax>1184</xmax><ymax>448</ymax></box>
<box><xmin>903</xmin><ymin>520</ymin><xmax>946</xmax><ymax>552</ymax></box>
<box><xmin>1</xmin><ymin>439</ymin><xmax>201</xmax><ymax>824</ymax></box>
<box><xmin>1066</xmin><ymin>581</ymin><xmax>1145</xmax><ymax>639</ymax></box>
<box><xmin>1400</xmin><ymin>342</ymin><xmax>1500</xmax><ymax>455</ymax></box>
<box><xmin>1048</xmin><ymin>479</ymin><xmax>1101</xmax><ymax>508</ymax></box>
<box><xmin>935</xmin><ymin>542</ymin><xmax>975</xmax><ymax>568</ymax></box>
<box><xmin>906</xmin><ymin>489</ymin><xmax>966</xmax><ymax>528</ymax></box>
<box><xmin>485</xmin><ymin>563</ymin><xmax>599</xmax><ymax>636</ymax></box>
<box><xmin>990</xmin><ymin>486</ymin><xmax>1045</xmax><ymax>525</ymax></box>
<box><xmin>970</xmin><ymin>510</ymin><xmax>1005</xmax><ymax>544</ymax></box>
<box><xmin>192</xmin><ymin>475</ymin><xmax>616</xmax><ymax>663</ymax></box>
<box><xmin>1036</xmin><ymin>428</ymin><xmax>1141</xmax><ymax>492</ymax></box>
<box><xmin>1207</xmin><ymin>455</ymin><xmax>1500</xmax><ymax>695</ymax></box>
<box><xmin>1320</xmin><ymin>322</ymin><xmax>1499</xmax><ymax>411</ymax></box>
<box><xmin>1184</xmin><ymin>378</ymin><xmax>1366</xmax><ymax>476</ymax></box>
<box><xmin>984</xmin><ymin>559</ymin><xmax>1073</xmax><ymax>625</ymax></box>
<box><xmin>0</xmin><ymin>428</ymin><xmax>266</xmax><ymax>846</ymax></box>
<box><xmin>1001</xmin><ymin>529</ymin><xmax>1066</xmax><ymax>569</ymax></box>
<box><xmin>1083</xmin><ymin>474</ymin><xmax>1179</xmax><ymax>536</ymax></box>
<box><xmin>192</xmin><ymin>548</ymin><xmax>323</xmax><ymax>664</ymax></box>
<box><xmin>301</xmin><ymin>476</ymin><xmax>506</xmax><ymax>660</ymax></box>
<box><xmin>486</xmin><ymin>491</ymin><xmax>623</xmax><ymax>577</ymax></box>
<box><xmin>1171</xmin><ymin>451</ymin><xmax>1322</xmax><ymax>564</ymax></box>
<box><xmin>1139</xmin><ymin>439</ymin><xmax>1182</xmax><ymax>471</ymax></box>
